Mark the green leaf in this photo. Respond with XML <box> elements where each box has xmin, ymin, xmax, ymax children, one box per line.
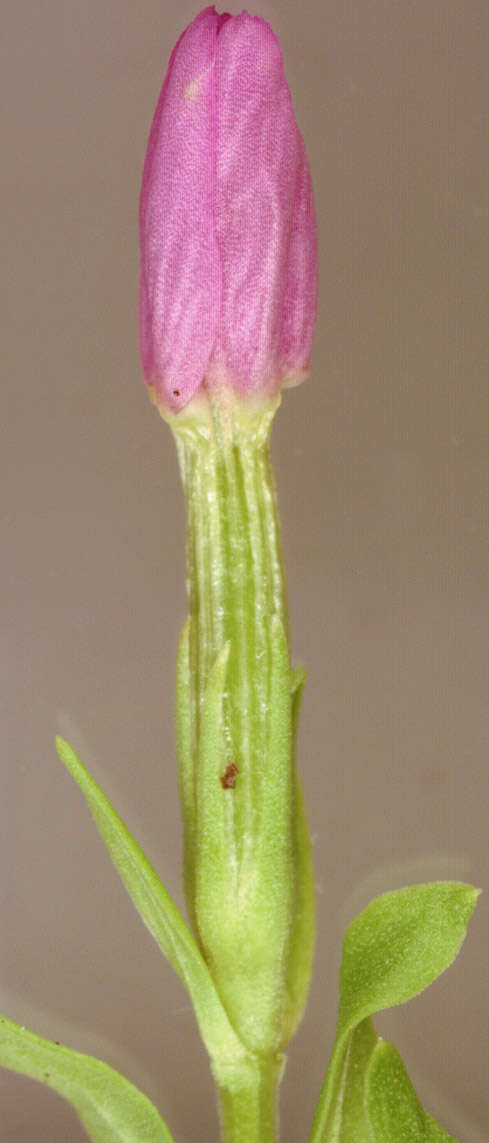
<box><xmin>194</xmin><ymin>621</ymin><xmax>297</xmax><ymax>1054</ymax></box>
<box><xmin>175</xmin><ymin>618</ymin><xmax>197</xmax><ymax>931</ymax></box>
<box><xmin>281</xmin><ymin>762</ymin><xmax>316</xmax><ymax>1044</ymax></box>
<box><xmin>253</xmin><ymin>617</ymin><xmax>293</xmax><ymax>925</ymax></box>
<box><xmin>0</xmin><ymin>1014</ymin><xmax>174</xmax><ymax>1143</ymax></box>
<box><xmin>337</xmin><ymin>882</ymin><xmax>479</xmax><ymax>1036</ymax></box>
<box><xmin>282</xmin><ymin>666</ymin><xmax>316</xmax><ymax>1044</ymax></box>
<box><xmin>246</xmin><ymin>616</ymin><xmax>294</xmax><ymax>1049</ymax></box>
<box><xmin>290</xmin><ymin>666</ymin><xmax>307</xmax><ymax>751</ymax></box>
<box><xmin>194</xmin><ymin>641</ymin><xmax>231</xmax><ymax>913</ymax></box>
<box><xmin>309</xmin><ymin>883</ymin><xmax>478</xmax><ymax>1143</ymax></box>
<box><xmin>55</xmin><ymin>737</ymin><xmax>246</xmax><ymax>1069</ymax></box>
<box><xmin>308</xmin><ymin>1022</ymin><xmax>459</xmax><ymax>1143</ymax></box>
<box><xmin>322</xmin><ymin>1018</ymin><xmax>377</xmax><ymax>1142</ymax></box>
<box><xmin>366</xmin><ymin>1039</ymin><xmax>457</xmax><ymax>1142</ymax></box>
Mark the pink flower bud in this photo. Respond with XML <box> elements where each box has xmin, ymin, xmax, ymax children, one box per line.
<box><xmin>139</xmin><ymin>6</ymin><xmax>317</xmax><ymax>413</ymax></box>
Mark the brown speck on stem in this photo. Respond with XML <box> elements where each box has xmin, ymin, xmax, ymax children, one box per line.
<box><xmin>220</xmin><ymin>761</ymin><xmax>240</xmax><ymax>789</ymax></box>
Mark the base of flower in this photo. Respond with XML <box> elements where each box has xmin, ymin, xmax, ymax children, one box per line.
<box><xmin>149</xmin><ymin>378</ymin><xmax>281</xmax><ymax>444</ymax></box>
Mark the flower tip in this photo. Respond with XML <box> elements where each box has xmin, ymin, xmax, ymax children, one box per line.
<box><xmin>139</xmin><ymin>8</ymin><xmax>317</xmax><ymax>415</ymax></box>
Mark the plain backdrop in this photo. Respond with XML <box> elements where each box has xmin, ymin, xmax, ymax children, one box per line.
<box><xmin>1</xmin><ymin>1</ymin><xmax>488</xmax><ymax>1140</ymax></box>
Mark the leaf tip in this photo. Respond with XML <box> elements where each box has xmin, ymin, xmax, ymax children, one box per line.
<box><xmin>55</xmin><ymin>734</ymin><xmax>71</xmax><ymax>760</ymax></box>
<box><xmin>55</xmin><ymin>735</ymin><xmax>81</xmax><ymax>781</ymax></box>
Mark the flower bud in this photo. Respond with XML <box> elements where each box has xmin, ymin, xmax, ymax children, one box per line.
<box><xmin>139</xmin><ymin>6</ymin><xmax>317</xmax><ymax>413</ymax></box>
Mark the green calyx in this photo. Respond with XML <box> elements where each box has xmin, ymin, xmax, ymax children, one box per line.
<box><xmin>171</xmin><ymin>389</ymin><xmax>315</xmax><ymax>1055</ymax></box>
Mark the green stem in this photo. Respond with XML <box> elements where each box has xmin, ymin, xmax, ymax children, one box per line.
<box><xmin>215</xmin><ymin>1052</ymin><xmax>284</xmax><ymax>1143</ymax></box>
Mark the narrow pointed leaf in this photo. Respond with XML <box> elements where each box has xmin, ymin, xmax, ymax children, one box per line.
<box><xmin>173</xmin><ymin>621</ymin><xmax>195</xmax><ymax>914</ymax></box>
<box><xmin>0</xmin><ymin>1014</ymin><xmax>174</xmax><ymax>1143</ymax></box>
<box><xmin>282</xmin><ymin>665</ymin><xmax>316</xmax><ymax>1043</ymax></box>
<box><xmin>366</xmin><ymin>1039</ymin><xmax>457</xmax><ymax>1142</ymax></box>
<box><xmin>194</xmin><ymin>642</ymin><xmax>231</xmax><ymax>907</ymax></box>
<box><xmin>290</xmin><ymin>666</ymin><xmax>307</xmax><ymax>749</ymax></box>
<box><xmin>251</xmin><ymin>618</ymin><xmax>294</xmax><ymax>1029</ymax></box>
<box><xmin>194</xmin><ymin>626</ymin><xmax>297</xmax><ymax>1053</ymax></box>
<box><xmin>175</xmin><ymin>618</ymin><xmax>198</xmax><ymax>932</ymax></box>
<box><xmin>175</xmin><ymin>621</ymin><xmax>194</xmax><ymax>830</ymax></box>
<box><xmin>321</xmin><ymin>1018</ymin><xmax>377</xmax><ymax>1142</ymax></box>
<box><xmin>255</xmin><ymin>617</ymin><xmax>293</xmax><ymax>897</ymax></box>
<box><xmin>55</xmin><ymin>737</ymin><xmax>245</xmax><ymax>1066</ymax></box>
<box><xmin>282</xmin><ymin>763</ymin><xmax>316</xmax><ymax>1043</ymax></box>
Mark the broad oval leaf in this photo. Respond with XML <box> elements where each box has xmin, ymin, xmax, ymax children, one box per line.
<box><xmin>337</xmin><ymin>882</ymin><xmax>479</xmax><ymax>1036</ymax></box>
<box><xmin>309</xmin><ymin>882</ymin><xmax>478</xmax><ymax>1143</ymax></box>
<box><xmin>0</xmin><ymin>1014</ymin><xmax>174</xmax><ymax>1143</ymax></box>
<box><xmin>366</xmin><ymin>1039</ymin><xmax>457</xmax><ymax>1142</ymax></box>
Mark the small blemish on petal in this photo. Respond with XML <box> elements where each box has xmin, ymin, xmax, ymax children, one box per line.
<box><xmin>184</xmin><ymin>77</ymin><xmax>202</xmax><ymax>101</ymax></box>
<box><xmin>183</xmin><ymin>60</ymin><xmax>214</xmax><ymax>102</ymax></box>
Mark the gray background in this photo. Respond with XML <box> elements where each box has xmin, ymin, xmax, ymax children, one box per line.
<box><xmin>1</xmin><ymin>1</ymin><xmax>487</xmax><ymax>1140</ymax></box>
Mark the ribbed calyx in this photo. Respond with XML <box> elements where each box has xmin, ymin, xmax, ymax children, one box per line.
<box><xmin>170</xmin><ymin>389</ymin><xmax>315</xmax><ymax>1057</ymax></box>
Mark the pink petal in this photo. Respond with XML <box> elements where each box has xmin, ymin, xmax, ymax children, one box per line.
<box><xmin>139</xmin><ymin>8</ymin><xmax>221</xmax><ymax>412</ymax></box>
<box><xmin>279</xmin><ymin>134</ymin><xmax>318</xmax><ymax>387</ymax></box>
<box><xmin>208</xmin><ymin>12</ymin><xmax>317</xmax><ymax>396</ymax></box>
